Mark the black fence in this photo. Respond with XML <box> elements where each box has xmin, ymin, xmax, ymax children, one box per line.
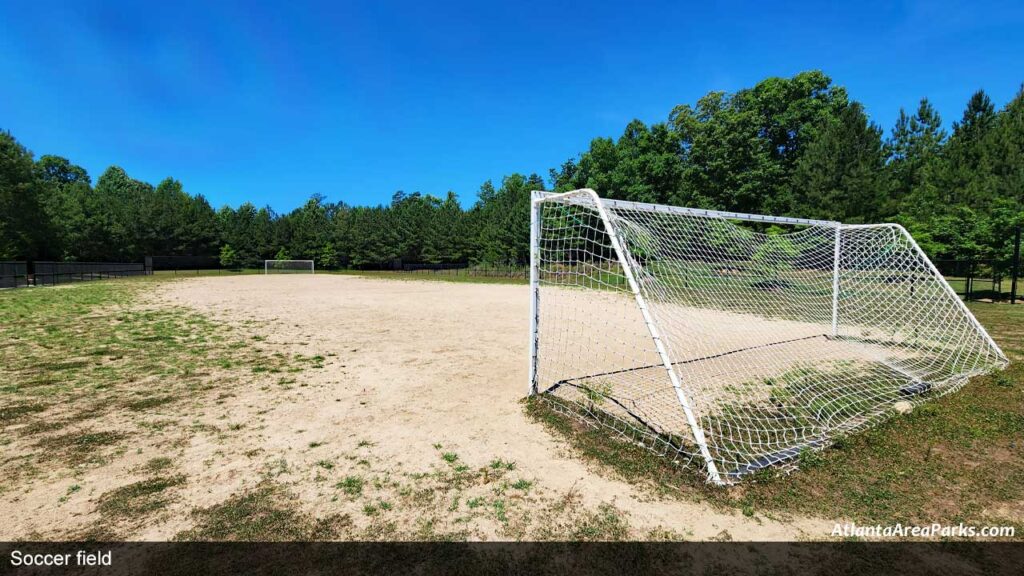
<box><xmin>0</xmin><ymin>261</ymin><xmax>28</xmax><ymax>289</ymax></box>
<box><xmin>2</xmin><ymin>248</ymin><xmax>1019</xmax><ymax>302</ymax></box>
<box><xmin>0</xmin><ymin>261</ymin><xmax>150</xmax><ymax>288</ymax></box>
<box><xmin>933</xmin><ymin>259</ymin><xmax>1018</xmax><ymax>303</ymax></box>
<box><xmin>148</xmin><ymin>255</ymin><xmax>221</xmax><ymax>271</ymax></box>
<box><xmin>32</xmin><ymin>261</ymin><xmax>149</xmax><ymax>286</ymax></box>
<box><xmin>399</xmin><ymin>262</ymin><xmax>529</xmax><ymax>279</ymax></box>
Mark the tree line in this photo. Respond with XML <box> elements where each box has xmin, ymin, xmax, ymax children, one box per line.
<box><xmin>2</xmin><ymin>70</ymin><xmax>1022</xmax><ymax>270</ymax></box>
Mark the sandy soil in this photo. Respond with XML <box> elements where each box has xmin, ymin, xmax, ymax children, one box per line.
<box><xmin>152</xmin><ymin>274</ymin><xmax>832</xmax><ymax>540</ymax></box>
<box><xmin>0</xmin><ymin>272</ymin><xmax>839</xmax><ymax>537</ymax></box>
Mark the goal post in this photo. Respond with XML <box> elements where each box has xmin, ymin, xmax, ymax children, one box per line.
<box><xmin>264</xmin><ymin>260</ymin><xmax>315</xmax><ymax>274</ymax></box>
<box><xmin>528</xmin><ymin>189</ymin><xmax>1007</xmax><ymax>485</ymax></box>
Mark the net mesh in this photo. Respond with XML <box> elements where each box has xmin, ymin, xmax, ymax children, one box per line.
<box><xmin>265</xmin><ymin>260</ymin><xmax>315</xmax><ymax>274</ymax></box>
<box><xmin>531</xmin><ymin>190</ymin><xmax>1008</xmax><ymax>483</ymax></box>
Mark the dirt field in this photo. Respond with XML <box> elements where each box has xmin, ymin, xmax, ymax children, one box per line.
<box><xmin>1</xmin><ymin>274</ymin><xmax>834</xmax><ymax>540</ymax></box>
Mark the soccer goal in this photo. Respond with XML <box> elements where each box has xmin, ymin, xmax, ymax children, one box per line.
<box><xmin>264</xmin><ymin>260</ymin><xmax>315</xmax><ymax>274</ymax></box>
<box><xmin>528</xmin><ymin>189</ymin><xmax>1007</xmax><ymax>485</ymax></box>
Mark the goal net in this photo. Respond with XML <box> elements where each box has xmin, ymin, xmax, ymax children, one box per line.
<box><xmin>528</xmin><ymin>189</ymin><xmax>1007</xmax><ymax>485</ymax></box>
<box><xmin>264</xmin><ymin>260</ymin><xmax>315</xmax><ymax>274</ymax></box>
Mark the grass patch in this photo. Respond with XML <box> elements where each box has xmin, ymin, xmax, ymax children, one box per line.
<box><xmin>525</xmin><ymin>398</ymin><xmax>711</xmax><ymax>494</ymax></box>
<box><xmin>336</xmin><ymin>476</ymin><xmax>364</xmax><ymax>497</ymax></box>
<box><xmin>489</xmin><ymin>459</ymin><xmax>516</xmax><ymax>471</ymax></box>
<box><xmin>0</xmin><ymin>278</ymin><xmax>314</xmax><ymax>483</ymax></box>
<box><xmin>98</xmin><ymin>475</ymin><xmax>186</xmax><ymax>518</ymax></box>
<box><xmin>0</xmin><ymin>279</ymin><xmax>305</xmax><ymax>427</ymax></box>
<box><xmin>125</xmin><ymin>396</ymin><xmax>177</xmax><ymax>411</ymax></box>
<box><xmin>0</xmin><ymin>403</ymin><xmax>46</xmax><ymax>423</ymax></box>
<box><xmin>524</xmin><ymin>303</ymin><xmax>1024</xmax><ymax>527</ymax></box>
<box><xmin>142</xmin><ymin>457</ymin><xmax>174</xmax><ymax>474</ymax></box>
<box><xmin>571</xmin><ymin>503</ymin><xmax>630</xmax><ymax>541</ymax></box>
<box><xmin>41</xmin><ymin>430</ymin><xmax>127</xmax><ymax>466</ymax></box>
<box><xmin>174</xmin><ymin>482</ymin><xmax>351</xmax><ymax>541</ymax></box>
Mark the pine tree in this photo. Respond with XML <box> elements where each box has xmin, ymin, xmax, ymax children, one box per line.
<box><xmin>886</xmin><ymin>98</ymin><xmax>947</xmax><ymax>218</ymax></box>
<box><xmin>937</xmin><ymin>90</ymin><xmax>998</xmax><ymax>209</ymax></box>
<box><xmin>791</xmin><ymin>103</ymin><xmax>887</xmax><ymax>222</ymax></box>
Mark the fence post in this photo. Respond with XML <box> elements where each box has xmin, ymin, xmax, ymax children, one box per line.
<box><xmin>966</xmin><ymin>260</ymin><xmax>974</xmax><ymax>302</ymax></box>
<box><xmin>1012</xmin><ymin>225</ymin><xmax>1021</xmax><ymax>305</ymax></box>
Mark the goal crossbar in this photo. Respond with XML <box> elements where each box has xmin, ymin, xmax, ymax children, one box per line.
<box><xmin>532</xmin><ymin>190</ymin><xmax>841</xmax><ymax>228</ymax></box>
<box><xmin>528</xmin><ymin>189</ymin><xmax>1007</xmax><ymax>485</ymax></box>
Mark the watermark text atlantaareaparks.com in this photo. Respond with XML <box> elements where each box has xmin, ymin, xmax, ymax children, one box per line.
<box><xmin>832</xmin><ymin>522</ymin><xmax>1015</xmax><ymax>539</ymax></box>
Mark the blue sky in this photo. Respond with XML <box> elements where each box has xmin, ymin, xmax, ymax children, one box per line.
<box><xmin>2</xmin><ymin>1</ymin><xmax>1022</xmax><ymax>213</ymax></box>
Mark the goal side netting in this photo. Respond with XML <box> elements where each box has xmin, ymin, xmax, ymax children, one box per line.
<box><xmin>528</xmin><ymin>189</ymin><xmax>1007</xmax><ymax>485</ymax></box>
<box><xmin>265</xmin><ymin>260</ymin><xmax>315</xmax><ymax>274</ymax></box>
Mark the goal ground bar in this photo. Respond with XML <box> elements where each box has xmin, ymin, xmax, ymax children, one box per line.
<box><xmin>539</xmin><ymin>333</ymin><xmax>828</xmax><ymax>395</ymax></box>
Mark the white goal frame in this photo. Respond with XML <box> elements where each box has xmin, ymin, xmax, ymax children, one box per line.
<box><xmin>264</xmin><ymin>260</ymin><xmax>315</xmax><ymax>274</ymax></box>
<box><xmin>528</xmin><ymin>189</ymin><xmax>1007</xmax><ymax>485</ymax></box>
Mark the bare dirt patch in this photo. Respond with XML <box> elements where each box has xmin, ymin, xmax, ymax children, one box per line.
<box><xmin>124</xmin><ymin>274</ymin><xmax>830</xmax><ymax>540</ymax></box>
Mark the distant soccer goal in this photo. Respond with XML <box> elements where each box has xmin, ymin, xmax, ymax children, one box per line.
<box><xmin>528</xmin><ymin>189</ymin><xmax>1008</xmax><ymax>485</ymax></box>
<box><xmin>264</xmin><ymin>260</ymin><xmax>315</xmax><ymax>274</ymax></box>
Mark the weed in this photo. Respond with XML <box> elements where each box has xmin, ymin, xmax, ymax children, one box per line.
<box><xmin>491</xmin><ymin>500</ymin><xmax>508</xmax><ymax>522</ymax></box>
<box><xmin>511</xmin><ymin>479</ymin><xmax>533</xmax><ymax>491</ymax></box>
<box><xmin>336</xmin><ymin>476</ymin><xmax>364</xmax><ymax>497</ymax></box>
<box><xmin>572</xmin><ymin>503</ymin><xmax>630</xmax><ymax>541</ymax></box>
<box><xmin>489</xmin><ymin>459</ymin><xmax>516</xmax><ymax>471</ymax></box>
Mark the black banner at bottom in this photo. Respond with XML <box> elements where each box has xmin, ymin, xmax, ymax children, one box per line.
<box><xmin>1</xmin><ymin>542</ymin><xmax>1021</xmax><ymax>576</ymax></box>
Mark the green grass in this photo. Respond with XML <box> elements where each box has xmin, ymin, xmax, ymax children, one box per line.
<box><xmin>488</xmin><ymin>458</ymin><xmax>516</xmax><ymax>471</ymax></box>
<box><xmin>526</xmin><ymin>303</ymin><xmax>1024</xmax><ymax>529</ymax></box>
<box><xmin>125</xmin><ymin>395</ymin><xmax>178</xmax><ymax>411</ymax></box>
<box><xmin>98</xmin><ymin>475</ymin><xmax>186</xmax><ymax>518</ymax></box>
<box><xmin>174</xmin><ymin>482</ymin><xmax>351</xmax><ymax>541</ymax></box>
<box><xmin>510</xmin><ymin>479</ymin><xmax>533</xmax><ymax>491</ymax></box>
<box><xmin>0</xmin><ymin>402</ymin><xmax>45</xmax><ymax>423</ymax></box>
<box><xmin>41</xmin><ymin>430</ymin><xmax>128</xmax><ymax>466</ymax></box>
<box><xmin>336</xmin><ymin>476</ymin><xmax>364</xmax><ymax>497</ymax></box>
<box><xmin>568</xmin><ymin>503</ymin><xmax>630</xmax><ymax>541</ymax></box>
<box><xmin>142</xmin><ymin>457</ymin><xmax>174</xmax><ymax>474</ymax></box>
<box><xmin>0</xmin><ymin>279</ymin><xmax>309</xmax><ymax>479</ymax></box>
